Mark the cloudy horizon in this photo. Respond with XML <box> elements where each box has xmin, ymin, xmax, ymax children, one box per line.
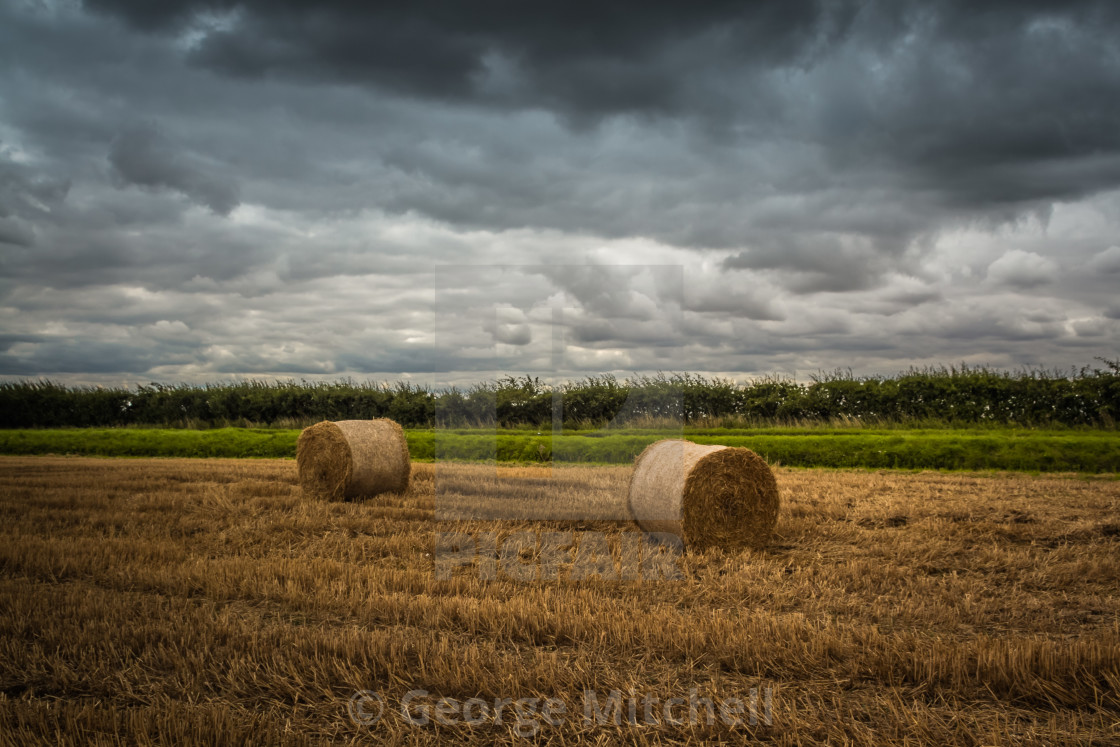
<box><xmin>1</xmin><ymin>0</ymin><xmax>1118</xmax><ymax>388</ymax></box>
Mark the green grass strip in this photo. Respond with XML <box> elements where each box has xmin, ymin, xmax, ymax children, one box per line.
<box><xmin>1</xmin><ymin>428</ymin><xmax>1117</xmax><ymax>472</ymax></box>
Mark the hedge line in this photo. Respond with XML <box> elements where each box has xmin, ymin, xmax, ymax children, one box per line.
<box><xmin>2</xmin><ymin>363</ymin><xmax>1118</xmax><ymax>429</ymax></box>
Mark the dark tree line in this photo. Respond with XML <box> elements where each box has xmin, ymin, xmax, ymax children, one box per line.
<box><xmin>1</xmin><ymin>362</ymin><xmax>1118</xmax><ymax>429</ymax></box>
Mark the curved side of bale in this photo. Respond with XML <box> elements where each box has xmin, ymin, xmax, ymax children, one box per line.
<box><xmin>628</xmin><ymin>439</ymin><xmax>779</xmax><ymax>551</ymax></box>
<box><xmin>297</xmin><ymin>419</ymin><xmax>410</xmax><ymax>500</ymax></box>
<box><xmin>339</xmin><ymin>419</ymin><xmax>410</xmax><ymax>497</ymax></box>
<box><xmin>627</xmin><ymin>439</ymin><xmax>723</xmax><ymax>537</ymax></box>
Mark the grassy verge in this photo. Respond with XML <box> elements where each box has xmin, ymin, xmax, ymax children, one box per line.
<box><xmin>1</xmin><ymin>427</ymin><xmax>1118</xmax><ymax>472</ymax></box>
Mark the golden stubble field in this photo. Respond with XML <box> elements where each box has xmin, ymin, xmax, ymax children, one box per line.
<box><xmin>1</xmin><ymin>456</ymin><xmax>1118</xmax><ymax>745</ymax></box>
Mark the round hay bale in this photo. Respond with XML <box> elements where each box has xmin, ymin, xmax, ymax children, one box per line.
<box><xmin>628</xmin><ymin>439</ymin><xmax>779</xmax><ymax>551</ymax></box>
<box><xmin>297</xmin><ymin>419</ymin><xmax>410</xmax><ymax>501</ymax></box>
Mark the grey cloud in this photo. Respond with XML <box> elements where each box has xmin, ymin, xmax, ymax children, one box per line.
<box><xmin>986</xmin><ymin>250</ymin><xmax>1059</xmax><ymax>289</ymax></box>
<box><xmin>88</xmin><ymin>0</ymin><xmax>852</xmax><ymax>119</ymax></box>
<box><xmin>684</xmin><ymin>292</ymin><xmax>783</xmax><ymax>321</ymax></box>
<box><xmin>1</xmin><ymin>216</ymin><xmax>270</xmax><ymax>291</ymax></box>
<box><xmin>1071</xmin><ymin>318</ymin><xmax>1114</xmax><ymax>338</ymax></box>
<box><xmin>901</xmin><ymin>299</ymin><xmax>1069</xmax><ymax>343</ymax></box>
<box><xmin>1088</xmin><ymin>246</ymin><xmax>1120</xmax><ymax>274</ymax></box>
<box><xmin>211</xmin><ymin>358</ymin><xmax>337</xmax><ymax>375</ymax></box>
<box><xmin>723</xmin><ymin>234</ymin><xmax>900</xmax><ymax>295</ymax></box>
<box><xmin>0</xmin><ymin>1</ymin><xmax>1117</xmax><ymax>383</ymax></box>
<box><xmin>682</xmin><ymin>269</ymin><xmax>785</xmax><ymax>320</ymax></box>
<box><xmin>566</xmin><ymin>318</ymin><xmax>684</xmax><ymax>349</ymax></box>
<box><xmin>480</xmin><ymin>306</ymin><xmax>533</xmax><ymax>347</ymax></box>
<box><xmin>109</xmin><ymin>124</ymin><xmax>239</xmax><ymax>215</ymax></box>
<box><xmin>0</xmin><ymin>216</ymin><xmax>35</xmax><ymax>247</ymax></box>
<box><xmin>869</xmin><ymin>287</ymin><xmax>942</xmax><ymax>315</ymax></box>
<box><xmin>78</xmin><ymin>0</ymin><xmax>1120</xmax><ymax>218</ymax></box>
<box><xmin>533</xmin><ymin>265</ymin><xmax>681</xmax><ymax>321</ymax></box>
<box><xmin>0</xmin><ymin>152</ymin><xmax>70</xmax><ymax>248</ymax></box>
<box><xmin>491</xmin><ymin>325</ymin><xmax>531</xmax><ymax>346</ymax></box>
<box><xmin>0</xmin><ymin>337</ymin><xmax>198</xmax><ymax>375</ymax></box>
<box><xmin>0</xmin><ymin>332</ymin><xmax>46</xmax><ymax>351</ymax></box>
<box><xmin>0</xmin><ymin>155</ymin><xmax>70</xmax><ymax>214</ymax></box>
<box><xmin>335</xmin><ymin>347</ymin><xmax>450</xmax><ymax>376</ymax></box>
<box><xmin>4</xmin><ymin>0</ymin><xmax>1115</xmax><ymax>291</ymax></box>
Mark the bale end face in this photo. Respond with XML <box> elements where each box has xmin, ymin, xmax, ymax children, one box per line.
<box><xmin>681</xmin><ymin>447</ymin><xmax>779</xmax><ymax>551</ymax></box>
<box><xmin>297</xmin><ymin>421</ymin><xmax>353</xmax><ymax>501</ymax></box>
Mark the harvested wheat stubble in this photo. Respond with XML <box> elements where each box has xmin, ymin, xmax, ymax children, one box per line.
<box><xmin>628</xmin><ymin>439</ymin><xmax>780</xmax><ymax>551</ymax></box>
<box><xmin>297</xmin><ymin>419</ymin><xmax>410</xmax><ymax>501</ymax></box>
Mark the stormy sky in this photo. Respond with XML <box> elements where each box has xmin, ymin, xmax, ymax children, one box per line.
<box><xmin>1</xmin><ymin>0</ymin><xmax>1118</xmax><ymax>386</ymax></box>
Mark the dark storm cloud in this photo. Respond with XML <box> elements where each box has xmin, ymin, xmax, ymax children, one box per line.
<box><xmin>0</xmin><ymin>152</ymin><xmax>69</xmax><ymax>247</ymax></box>
<box><xmin>86</xmin><ymin>0</ymin><xmax>852</xmax><ymax>115</ymax></box>
<box><xmin>0</xmin><ymin>217</ymin><xmax>35</xmax><ymax>247</ymax></box>
<box><xmin>0</xmin><ymin>332</ymin><xmax>46</xmax><ymax>351</ymax></box>
<box><xmin>0</xmin><ymin>337</ymin><xmax>197</xmax><ymax>375</ymax></box>
<box><xmin>0</xmin><ymin>0</ymin><xmax>1117</xmax><ymax>382</ymax></box>
<box><xmin>82</xmin><ymin>0</ymin><xmax>1120</xmax><ymax>192</ymax></box>
<box><xmin>12</xmin><ymin>0</ymin><xmax>1120</xmax><ymax>253</ymax></box>
<box><xmin>109</xmin><ymin>123</ymin><xmax>240</xmax><ymax>215</ymax></box>
<box><xmin>722</xmin><ymin>231</ymin><xmax>905</xmax><ymax>294</ymax></box>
